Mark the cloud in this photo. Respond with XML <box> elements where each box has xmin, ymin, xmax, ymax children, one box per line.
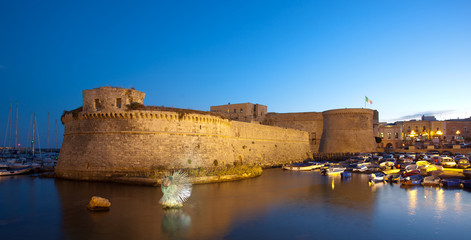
<box><xmin>392</xmin><ymin>110</ymin><xmax>454</xmax><ymax>121</ymax></box>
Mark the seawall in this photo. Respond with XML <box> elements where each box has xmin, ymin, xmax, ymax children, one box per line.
<box><xmin>56</xmin><ymin>110</ymin><xmax>311</xmax><ymax>181</ymax></box>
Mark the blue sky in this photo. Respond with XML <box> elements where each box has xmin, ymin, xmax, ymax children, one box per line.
<box><xmin>1</xmin><ymin>0</ymin><xmax>470</xmax><ymax>148</ymax></box>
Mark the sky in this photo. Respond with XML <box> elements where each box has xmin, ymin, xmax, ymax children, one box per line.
<box><xmin>1</xmin><ymin>0</ymin><xmax>470</xmax><ymax>148</ymax></box>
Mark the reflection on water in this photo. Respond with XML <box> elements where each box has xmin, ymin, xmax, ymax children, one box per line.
<box><xmin>162</xmin><ymin>209</ymin><xmax>191</xmax><ymax>239</ymax></box>
<box><xmin>2</xmin><ymin>169</ymin><xmax>471</xmax><ymax>239</ymax></box>
<box><xmin>407</xmin><ymin>188</ymin><xmax>417</xmax><ymax>216</ymax></box>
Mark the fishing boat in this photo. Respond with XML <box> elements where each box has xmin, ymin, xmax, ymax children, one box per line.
<box><xmin>321</xmin><ymin>167</ymin><xmax>346</xmax><ymax>175</ymax></box>
<box><xmin>422</xmin><ymin>176</ymin><xmax>441</xmax><ymax>186</ymax></box>
<box><xmin>368</xmin><ymin>172</ymin><xmax>386</xmax><ymax>182</ymax></box>
<box><xmin>283</xmin><ymin>162</ymin><xmax>320</xmax><ymax>171</ymax></box>
<box><xmin>440</xmin><ymin>178</ymin><xmax>461</xmax><ymax>188</ymax></box>
<box><xmin>0</xmin><ymin>166</ymin><xmax>33</xmax><ymax>176</ymax></box>
<box><xmin>401</xmin><ymin>175</ymin><xmax>423</xmax><ymax>186</ymax></box>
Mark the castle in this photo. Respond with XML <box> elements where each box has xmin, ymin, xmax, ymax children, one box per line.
<box><xmin>56</xmin><ymin>87</ymin><xmax>378</xmax><ymax>181</ymax></box>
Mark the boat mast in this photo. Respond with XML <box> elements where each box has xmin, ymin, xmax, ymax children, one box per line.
<box><xmin>15</xmin><ymin>102</ymin><xmax>18</xmax><ymax>150</ymax></box>
<box><xmin>47</xmin><ymin>112</ymin><xmax>50</xmax><ymax>153</ymax></box>
<box><xmin>32</xmin><ymin>113</ymin><xmax>35</xmax><ymax>160</ymax></box>
<box><xmin>8</xmin><ymin>101</ymin><xmax>12</xmax><ymax>149</ymax></box>
<box><xmin>54</xmin><ymin>119</ymin><xmax>58</xmax><ymax>150</ymax></box>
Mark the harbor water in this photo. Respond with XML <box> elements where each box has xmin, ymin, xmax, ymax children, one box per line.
<box><xmin>1</xmin><ymin>168</ymin><xmax>471</xmax><ymax>240</ymax></box>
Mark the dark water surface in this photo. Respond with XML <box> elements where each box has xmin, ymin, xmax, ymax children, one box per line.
<box><xmin>1</xmin><ymin>169</ymin><xmax>471</xmax><ymax>240</ymax></box>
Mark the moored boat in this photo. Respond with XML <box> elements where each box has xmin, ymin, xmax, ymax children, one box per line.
<box><xmin>463</xmin><ymin>169</ymin><xmax>471</xmax><ymax>179</ymax></box>
<box><xmin>341</xmin><ymin>171</ymin><xmax>352</xmax><ymax>178</ymax></box>
<box><xmin>321</xmin><ymin>167</ymin><xmax>346</xmax><ymax>175</ymax></box>
<box><xmin>352</xmin><ymin>165</ymin><xmax>368</xmax><ymax>172</ymax></box>
<box><xmin>0</xmin><ymin>166</ymin><xmax>33</xmax><ymax>176</ymax></box>
<box><xmin>422</xmin><ymin>176</ymin><xmax>441</xmax><ymax>186</ymax></box>
<box><xmin>368</xmin><ymin>172</ymin><xmax>386</xmax><ymax>182</ymax></box>
<box><xmin>384</xmin><ymin>173</ymin><xmax>402</xmax><ymax>183</ymax></box>
<box><xmin>440</xmin><ymin>178</ymin><xmax>461</xmax><ymax>188</ymax></box>
<box><xmin>283</xmin><ymin>162</ymin><xmax>320</xmax><ymax>171</ymax></box>
<box><xmin>460</xmin><ymin>179</ymin><xmax>471</xmax><ymax>189</ymax></box>
<box><xmin>382</xmin><ymin>168</ymin><xmax>400</xmax><ymax>175</ymax></box>
<box><xmin>401</xmin><ymin>175</ymin><xmax>423</xmax><ymax>186</ymax></box>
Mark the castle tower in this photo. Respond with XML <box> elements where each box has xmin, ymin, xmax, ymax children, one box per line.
<box><xmin>82</xmin><ymin>86</ymin><xmax>145</xmax><ymax>113</ymax></box>
<box><xmin>319</xmin><ymin>108</ymin><xmax>376</xmax><ymax>153</ymax></box>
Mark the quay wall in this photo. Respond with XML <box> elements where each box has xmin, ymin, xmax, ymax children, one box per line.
<box><xmin>56</xmin><ymin>110</ymin><xmax>310</xmax><ymax>180</ymax></box>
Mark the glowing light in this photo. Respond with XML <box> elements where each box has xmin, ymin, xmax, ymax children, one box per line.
<box><xmin>331</xmin><ymin>179</ymin><xmax>335</xmax><ymax>190</ymax></box>
<box><xmin>436</xmin><ymin>130</ymin><xmax>443</xmax><ymax>135</ymax></box>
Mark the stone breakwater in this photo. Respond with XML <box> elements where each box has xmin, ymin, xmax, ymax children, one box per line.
<box><xmin>56</xmin><ymin>108</ymin><xmax>310</xmax><ymax>181</ymax></box>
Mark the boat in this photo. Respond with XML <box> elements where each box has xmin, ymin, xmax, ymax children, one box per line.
<box><xmin>384</xmin><ymin>174</ymin><xmax>402</xmax><ymax>183</ymax></box>
<box><xmin>341</xmin><ymin>171</ymin><xmax>352</xmax><ymax>178</ymax></box>
<box><xmin>283</xmin><ymin>162</ymin><xmax>320</xmax><ymax>171</ymax></box>
<box><xmin>422</xmin><ymin>176</ymin><xmax>441</xmax><ymax>186</ymax></box>
<box><xmin>461</xmin><ymin>179</ymin><xmax>471</xmax><ymax>189</ymax></box>
<box><xmin>352</xmin><ymin>165</ymin><xmax>368</xmax><ymax>172</ymax></box>
<box><xmin>403</xmin><ymin>169</ymin><xmax>420</xmax><ymax>177</ymax></box>
<box><xmin>306</xmin><ymin>162</ymin><xmax>325</xmax><ymax>170</ymax></box>
<box><xmin>401</xmin><ymin>175</ymin><xmax>423</xmax><ymax>186</ymax></box>
<box><xmin>0</xmin><ymin>166</ymin><xmax>33</xmax><ymax>176</ymax></box>
<box><xmin>440</xmin><ymin>178</ymin><xmax>461</xmax><ymax>188</ymax></box>
<box><xmin>321</xmin><ymin>167</ymin><xmax>346</xmax><ymax>175</ymax></box>
<box><xmin>464</xmin><ymin>169</ymin><xmax>471</xmax><ymax>179</ymax></box>
<box><xmin>368</xmin><ymin>172</ymin><xmax>385</xmax><ymax>182</ymax></box>
<box><xmin>382</xmin><ymin>168</ymin><xmax>400</xmax><ymax>174</ymax></box>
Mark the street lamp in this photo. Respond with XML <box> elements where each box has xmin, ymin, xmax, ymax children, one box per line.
<box><xmin>456</xmin><ymin>130</ymin><xmax>461</xmax><ymax>142</ymax></box>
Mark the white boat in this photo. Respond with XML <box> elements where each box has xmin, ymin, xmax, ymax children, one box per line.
<box><xmin>368</xmin><ymin>172</ymin><xmax>386</xmax><ymax>182</ymax></box>
<box><xmin>321</xmin><ymin>167</ymin><xmax>346</xmax><ymax>175</ymax></box>
<box><xmin>353</xmin><ymin>165</ymin><xmax>368</xmax><ymax>172</ymax></box>
<box><xmin>283</xmin><ymin>162</ymin><xmax>322</xmax><ymax>171</ymax></box>
<box><xmin>0</xmin><ymin>166</ymin><xmax>32</xmax><ymax>176</ymax></box>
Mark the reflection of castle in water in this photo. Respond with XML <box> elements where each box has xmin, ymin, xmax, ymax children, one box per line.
<box><xmin>54</xmin><ymin>169</ymin><xmax>377</xmax><ymax>239</ymax></box>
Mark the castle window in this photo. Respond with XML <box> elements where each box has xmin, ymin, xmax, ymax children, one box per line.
<box><xmin>234</xmin><ymin>109</ymin><xmax>236</xmax><ymax>113</ymax></box>
<box><xmin>240</xmin><ymin>108</ymin><xmax>243</xmax><ymax>113</ymax></box>
<box><xmin>388</xmin><ymin>132</ymin><xmax>391</xmax><ymax>139</ymax></box>
<box><xmin>94</xmin><ymin>99</ymin><xmax>102</xmax><ymax>111</ymax></box>
<box><xmin>116</xmin><ymin>98</ymin><xmax>122</xmax><ymax>108</ymax></box>
<box><xmin>395</xmin><ymin>132</ymin><xmax>399</xmax><ymax>139</ymax></box>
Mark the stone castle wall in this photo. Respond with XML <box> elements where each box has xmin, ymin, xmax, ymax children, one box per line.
<box><xmin>56</xmin><ymin>110</ymin><xmax>310</xmax><ymax>180</ymax></box>
<box><xmin>319</xmin><ymin>108</ymin><xmax>376</xmax><ymax>153</ymax></box>
<box><xmin>263</xmin><ymin>112</ymin><xmax>324</xmax><ymax>153</ymax></box>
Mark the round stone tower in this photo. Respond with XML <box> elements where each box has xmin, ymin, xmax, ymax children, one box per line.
<box><xmin>319</xmin><ymin>108</ymin><xmax>376</xmax><ymax>153</ymax></box>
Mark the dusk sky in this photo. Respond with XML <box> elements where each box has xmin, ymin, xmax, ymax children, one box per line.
<box><xmin>1</xmin><ymin>0</ymin><xmax>470</xmax><ymax>148</ymax></box>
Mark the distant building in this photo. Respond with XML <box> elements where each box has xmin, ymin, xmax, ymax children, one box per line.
<box><xmin>210</xmin><ymin>103</ymin><xmax>267</xmax><ymax>122</ymax></box>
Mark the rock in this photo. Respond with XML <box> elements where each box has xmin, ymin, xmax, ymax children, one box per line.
<box><xmin>87</xmin><ymin>196</ymin><xmax>111</xmax><ymax>211</ymax></box>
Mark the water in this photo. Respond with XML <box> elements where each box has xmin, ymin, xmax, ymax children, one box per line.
<box><xmin>1</xmin><ymin>169</ymin><xmax>471</xmax><ymax>240</ymax></box>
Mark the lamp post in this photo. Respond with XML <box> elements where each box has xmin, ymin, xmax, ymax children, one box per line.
<box><xmin>456</xmin><ymin>130</ymin><xmax>461</xmax><ymax>143</ymax></box>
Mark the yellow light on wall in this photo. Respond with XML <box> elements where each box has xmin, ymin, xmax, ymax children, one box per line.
<box><xmin>456</xmin><ymin>130</ymin><xmax>461</xmax><ymax>135</ymax></box>
<box><xmin>436</xmin><ymin>130</ymin><xmax>443</xmax><ymax>135</ymax></box>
